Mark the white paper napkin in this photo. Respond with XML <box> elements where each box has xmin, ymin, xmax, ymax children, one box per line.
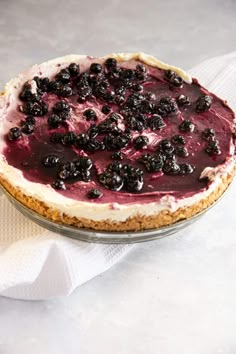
<box><xmin>0</xmin><ymin>52</ymin><xmax>235</xmax><ymax>300</ymax></box>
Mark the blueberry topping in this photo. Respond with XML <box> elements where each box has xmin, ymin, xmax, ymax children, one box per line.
<box><xmin>87</xmin><ymin>188</ymin><xmax>103</xmax><ymax>199</ymax></box>
<box><xmin>196</xmin><ymin>95</ymin><xmax>212</xmax><ymax>113</ymax></box>
<box><xmin>47</xmin><ymin>113</ymin><xmax>62</xmax><ymax>128</ymax></box>
<box><xmin>21</xmin><ymin>123</ymin><xmax>34</xmax><ymax>135</ymax></box>
<box><xmin>179</xmin><ymin>163</ymin><xmax>195</xmax><ymax>175</ymax></box>
<box><xmin>42</xmin><ymin>154</ymin><xmax>61</xmax><ymax>168</ymax></box>
<box><xmin>68</xmin><ymin>63</ymin><xmax>80</xmax><ymax>77</ymax></box>
<box><xmin>8</xmin><ymin>127</ymin><xmax>22</xmax><ymax>141</ymax></box>
<box><xmin>171</xmin><ymin>134</ymin><xmax>186</xmax><ymax>145</ymax></box>
<box><xmin>107</xmin><ymin>161</ymin><xmax>123</xmax><ymax>174</ymax></box>
<box><xmin>176</xmin><ymin>94</ymin><xmax>190</xmax><ymax>107</ymax></box>
<box><xmin>205</xmin><ymin>140</ymin><xmax>221</xmax><ymax>155</ymax></box>
<box><xmin>52</xmin><ymin>180</ymin><xmax>66</xmax><ymax>190</ymax></box>
<box><xmin>98</xmin><ymin>172</ymin><xmax>123</xmax><ymax>191</ymax></box>
<box><xmin>111</xmin><ymin>151</ymin><xmax>124</xmax><ymax>160</ymax></box>
<box><xmin>90</xmin><ymin>63</ymin><xmax>103</xmax><ymax>74</ymax></box>
<box><xmin>56</xmin><ymin>69</ymin><xmax>71</xmax><ymax>84</ymax></box>
<box><xmin>202</xmin><ymin>128</ymin><xmax>215</xmax><ymax>140</ymax></box>
<box><xmin>179</xmin><ymin>120</ymin><xmax>195</xmax><ymax>132</ymax></box>
<box><xmin>133</xmin><ymin>135</ymin><xmax>149</xmax><ymax>150</ymax></box>
<box><xmin>105</xmin><ymin>58</ymin><xmax>117</xmax><ymax>71</ymax></box>
<box><xmin>175</xmin><ymin>146</ymin><xmax>189</xmax><ymax>157</ymax></box>
<box><xmin>148</xmin><ymin>114</ymin><xmax>166</xmax><ymax>130</ymax></box>
<box><xmin>83</xmin><ymin>108</ymin><xmax>97</xmax><ymax>121</ymax></box>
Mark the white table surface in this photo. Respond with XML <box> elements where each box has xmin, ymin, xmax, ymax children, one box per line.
<box><xmin>0</xmin><ymin>0</ymin><xmax>236</xmax><ymax>353</ymax></box>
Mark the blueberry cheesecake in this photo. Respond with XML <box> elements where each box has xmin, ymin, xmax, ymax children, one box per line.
<box><xmin>0</xmin><ymin>53</ymin><xmax>235</xmax><ymax>231</ymax></box>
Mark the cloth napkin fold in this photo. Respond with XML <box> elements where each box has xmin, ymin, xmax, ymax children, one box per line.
<box><xmin>0</xmin><ymin>51</ymin><xmax>236</xmax><ymax>300</ymax></box>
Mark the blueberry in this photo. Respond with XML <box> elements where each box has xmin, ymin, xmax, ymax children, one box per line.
<box><xmin>111</xmin><ymin>151</ymin><xmax>124</xmax><ymax>160</ymax></box>
<box><xmin>42</xmin><ymin>154</ymin><xmax>61</xmax><ymax>167</ymax></box>
<box><xmin>87</xmin><ymin>189</ymin><xmax>103</xmax><ymax>199</ymax></box>
<box><xmin>165</xmin><ymin>70</ymin><xmax>183</xmax><ymax>88</ymax></box>
<box><xmin>25</xmin><ymin>116</ymin><xmax>36</xmax><ymax>125</ymax></box>
<box><xmin>108</xmin><ymin>161</ymin><xmax>123</xmax><ymax>173</ymax></box>
<box><xmin>50</xmin><ymin>132</ymin><xmax>63</xmax><ymax>143</ymax></box>
<box><xmin>132</xmin><ymin>84</ymin><xmax>143</xmax><ymax>92</ymax></box>
<box><xmin>57</xmin><ymin>84</ymin><xmax>73</xmax><ymax>97</ymax></box>
<box><xmin>179</xmin><ymin>163</ymin><xmax>195</xmax><ymax>175</ymax></box>
<box><xmin>158</xmin><ymin>139</ymin><xmax>175</xmax><ymax>157</ymax></box>
<box><xmin>52</xmin><ymin>180</ymin><xmax>66</xmax><ymax>190</ymax></box>
<box><xmin>20</xmin><ymin>101</ymin><xmax>48</xmax><ymax>116</ymax></box>
<box><xmin>202</xmin><ymin>128</ymin><xmax>215</xmax><ymax>140</ymax></box>
<box><xmin>77</xmin><ymin>82</ymin><xmax>92</xmax><ymax>100</ymax></box>
<box><xmin>176</xmin><ymin>94</ymin><xmax>190</xmax><ymax>107</ymax></box>
<box><xmin>205</xmin><ymin>140</ymin><xmax>221</xmax><ymax>155</ymax></box>
<box><xmin>68</xmin><ymin>63</ymin><xmax>80</xmax><ymax>77</ymax></box>
<box><xmin>139</xmin><ymin>153</ymin><xmax>164</xmax><ymax>173</ymax></box>
<box><xmin>61</xmin><ymin>132</ymin><xmax>77</xmax><ymax>145</ymax></box>
<box><xmin>135</xmin><ymin>64</ymin><xmax>147</xmax><ymax>81</ymax></box>
<box><xmin>19</xmin><ymin>83</ymin><xmax>35</xmax><ymax>101</ymax></box>
<box><xmin>83</xmin><ymin>108</ymin><xmax>97</xmax><ymax>121</ymax></box>
<box><xmin>163</xmin><ymin>160</ymin><xmax>180</xmax><ymax>175</ymax></box>
<box><xmin>155</xmin><ymin>96</ymin><xmax>178</xmax><ymax>117</ymax></box>
<box><xmin>47</xmin><ymin>113</ymin><xmax>62</xmax><ymax>128</ymax></box>
<box><xmin>90</xmin><ymin>63</ymin><xmax>103</xmax><ymax>74</ymax></box>
<box><xmin>105</xmin><ymin>58</ymin><xmax>117</xmax><ymax>71</ymax></box>
<box><xmin>148</xmin><ymin>114</ymin><xmax>166</xmax><ymax>130</ymax></box>
<box><xmin>98</xmin><ymin>172</ymin><xmax>123</xmax><ymax>191</ymax></box>
<box><xmin>179</xmin><ymin>120</ymin><xmax>195</xmax><ymax>133</ymax></box>
<box><xmin>196</xmin><ymin>95</ymin><xmax>212</xmax><ymax>113</ymax></box>
<box><xmin>8</xmin><ymin>127</ymin><xmax>22</xmax><ymax>141</ymax></box>
<box><xmin>21</xmin><ymin>123</ymin><xmax>34</xmax><ymax>135</ymax></box>
<box><xmin>103</xmin><ymin>90</ymin><xmax>115</xmax><ymax>102</ymax></box>
<box><xmin>87</xmin><ymin>124</ymin><xmax>99</xmax><ymax>138</ymax></box>
<box><xmin>75</xmin><ymin>133</ymin><xmax>90</xmax><ymax>147</ymax></box>
<box><xmin>103</xmin><ymin>133</ymin><xmax>130</xmax><ymax>150</ymax></box>
<box><xmin>175</xmin><ymin>146</ymin><xmax>189</xmax><ymax>157</ymax></box>
<box><xmin>102</xmin><ymin>105</ymin><xmax>111</xmax><ymax>114</ymax></box>
<box><xmin>171</xmin><ymin>134</ymin><xmax>186</xmax><ymax>145</ymax></box>
<box><xmin>78</xmin><ymin>156</ymin><xmax>93</xmax><ymax>170</ymax></box>
<box><xmin>53</xmin><ymin>100</ymin><xmax>70</xmax><ymax>113</ymax></box>
<box><xmin>56</xmin><ymin>69</ymin><xmax>71</xmax><ymax>83</ymax></box>
<box><xmin>115</xmin><ymin>95</ymin><xmax>125</xmax><ymax>105</ymax></box>
<box><xmin>133</xmin><ymin>135</ymin><xmax>149</xmax><ymax>150</ymax></box>
<box><xmin>86</xmin><ymin>139</ymin><xmax>104</xmax><ymax>152</ymax></box>
<box><xmin>124</xmin><ymin>171</ymin><xmax>144</xmax><ymax>192</ymax></box>
<box><xmin>34</xmin><ymin>76</ymin><xmax>50</xmax><ymax>93</ymax></box>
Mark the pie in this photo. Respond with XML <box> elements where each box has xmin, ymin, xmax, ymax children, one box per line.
<box><xmin>0</xmin><ymin>53</ymin><xmax>235</xmax><ymax>231</ymax></box>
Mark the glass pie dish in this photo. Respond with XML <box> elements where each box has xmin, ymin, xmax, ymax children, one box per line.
<box><xmin>1</xmin><ymin>180</ymin><xmax>232</xmax><ymax>244</ymax></box>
